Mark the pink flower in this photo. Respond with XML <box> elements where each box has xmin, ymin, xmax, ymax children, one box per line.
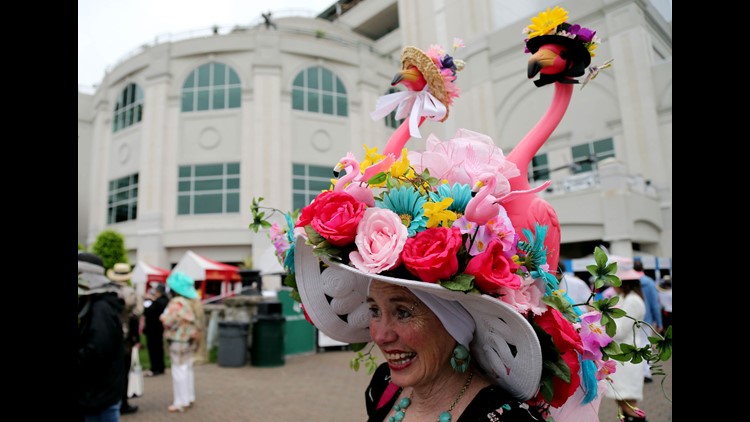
<box><xmin>407</xmin><ymin>129</ymin><xmax>519</xmax><ymax>197</ymax></box>
<box><xmin>401</xmin><ymin>226</ymin><xmax>463</xmax><ymax>282</ymax></box>
<box><xmin>499</xmin><ymin>276</ymin><xmax>547</xmax><ymax>315</ymax></box>
<box><xmin>578</xmin><ymin>311</ymin><xmax>612</xmax><ymax>361</ymax></box>
<box><xmin>349</xmin><ymin>208</ymin><xmax>408</xmax><ymax>274</ymax></box>
<box><xmin>532</xmin><ymin>308</ymin><xmax>584</xmax><ymax>408</ymax></box>
<box><xmin>465</xmin><ymin>239</ymin><xmax>522</xmax><ymax>293</ymax></box>
<box><xmin>597</xmin><ymin>359</ymin><xmax>617</xmax><ymax>380</ymax></box>
<box><xmin>296</xmin><ymin>191</ymin><xmax>366</xmax><ymax>247</ymax></box>
<box><xmin>269</xmin><ymin>222</ymin><xmax>290</xmax><ymax>261</ymax></box>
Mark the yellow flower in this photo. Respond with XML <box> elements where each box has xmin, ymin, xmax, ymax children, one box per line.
<box><xmin>361</xmin><ymin>144</ymin><xmax>385</xmax><ymax>174</ymax></box>
<box><xmin>390</xmin><ymin>148</ymin><xmax>412</xmax><ymax>178</ymax></box>
<box><xmin>424</xmin><ymin>198</ymin><xmax>457</xmax><ymax>228</ymax></box>
<box><xmin>586</xmin><ymin>43</ymin><xmax>598</xmax><ymax>57</ymax></box>
<box><xmin>527</xmin><ymin>6</ymin><xmax>568</xmax><ymax>39</ymax></box>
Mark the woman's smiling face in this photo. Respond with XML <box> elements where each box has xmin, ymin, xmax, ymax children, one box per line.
<box><xmin>367</xmin><ymin>281</ymin><xmax>456</xmax><ymax>388</ymax></box>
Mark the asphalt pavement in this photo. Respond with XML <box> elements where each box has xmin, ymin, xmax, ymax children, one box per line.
<box><xmin>121</xmin><ymin>349</ymin><xmax>672</xmax><ymax>421</ymax></box>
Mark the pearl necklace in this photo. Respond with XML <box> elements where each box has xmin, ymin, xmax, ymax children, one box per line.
<box><xmin>388</xmin><ymin>370</ymin><xmax>474</xmax><ymax>422</ymax></box>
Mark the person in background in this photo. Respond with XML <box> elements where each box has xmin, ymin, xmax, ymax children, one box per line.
<box><xmin>143</xmin><ymin>284</ymin><xmax>168</xmax><ymax>377</ymax></box>
<box><xmin>657</xmin><ymin>275</ymin><xmax>672</xmax><ymax>335</ymax></box>
<box><xmin>632</xmin><ymin>260</ymin><xmax>661</xmax><ymax>383</ymax></box>
<box><xmin>107</xmin><ymin>263</ymin><xmax>143</xmax><ymax>415</ymax></box>
<box><xmin>603</xmin><ymin>266</ymin><xmax>648</xmax><ymax>422</ymax></box>
<box><xmin>557</xmin><ymin>261</ymin><xmax>592</xmax><ymax>310</ymax></box>
<box><xmin>161</xmin><ymin>272</ymin><xmax>201</xmax><ymax>413</ymax></box>
<box><xmin>78</xmin><ymin>252</ymin><xmax>126</xmax><ymax>422</ymax></box>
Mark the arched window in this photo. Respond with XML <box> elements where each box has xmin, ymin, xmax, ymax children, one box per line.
<box><xmin>384</xmin><ymin>87</ymin><xmax>404</xmax><ymax>129</ymax></box>
<box><xmin>181</xmin><ymin>62</ymin><xmax>241</xmax><ymax>112</ymax></box>
<box><xmin>112</xmin><ymin>83</ymin><xmax>143</xmax><ymax>132</ymax></box>
<box><xmin>292</xmin><ymin>66</ymin><xmax>347</xmax><ymax>116</ymax></box>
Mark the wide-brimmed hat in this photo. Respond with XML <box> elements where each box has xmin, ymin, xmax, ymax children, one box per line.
<box><xmin>167</xmin><ymin>271</ymin><xmax>198</xmax><ymax>299</ymax></box>
<box><xmin>107</xmin><ymin>262</ymin><xmax>133</xmax><ymax>282</ymax></box>
<box><xmin>294</xmin><ymin>236</ymin><xmax>542</xmax><ymax>400</ymax></box>
<box><xmin>78</xmin><ymin>252</ymin><xmax>118</xmax><ymax>296</ymax></box>
<box><xmin>609</xmin><ymin>255</ymin><xmax>642</xmax><ymax>281</ymax></box>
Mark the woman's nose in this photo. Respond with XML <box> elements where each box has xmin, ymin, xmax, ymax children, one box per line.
<box><xmin>370</xmin><ymin>318</ymin><xmax>397</xmax><ymax>344</ymax></box>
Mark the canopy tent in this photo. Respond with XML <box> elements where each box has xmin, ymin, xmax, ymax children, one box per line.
<box><xmin>131</xmin><ymin>261</ymin><xmax>170</xmax><ymax>297</ymax></box>
<box><xmin>172</xmin><ymin>250</ymin><xmax>241</xmax><ymax>300</ymax></box>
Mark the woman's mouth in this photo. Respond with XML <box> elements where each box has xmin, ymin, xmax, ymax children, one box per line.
<box><xmin>384</xmin><ymin>351</ymin><xmax>416</xmax><ymax>368</ymax></box>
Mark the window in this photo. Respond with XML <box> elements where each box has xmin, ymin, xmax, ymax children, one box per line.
<box><xmin>177</xmin><ymin>163</ymin><xmax>240</xmax><ymax>215</ymax></box>
<box><xmin>112</xmin><ymin>83</ymin><xmax>144</xmax><ymax>132</ymax></box>
<box><xmin>181</xmin><ymin>62</ymin><xmax>242</xmax><ymax>112</ymax></box>
<box><xmin>292</xmin><ymin>163</ymin><xmax>333</xmax><ymax>211</ymax></box>
<box><xmin>384</xmin><ymin>87</ymin><xmax>404</xmax><ymax>129</ymax></box>
<box><xmin>571</xmin><ymin>138</ymin><xmax>615</xmax><ymax>173</ymax></box>
<box><xmin>528</xmin><ymin>153</ymin><xmax>550</xmax><ymax>183</ymax></box>
<box><xmin>291</xmin><ymin>66</ymin><xmax>348</xmax><ymax>116</ymax></box>
<box><xmin>107</xmin><ymin>173</ymin><xmax>138</xmax><ymax>223</ymax></box>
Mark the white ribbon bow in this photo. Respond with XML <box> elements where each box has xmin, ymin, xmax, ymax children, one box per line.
<box><xmin>369</xmin><ymin>87</ymin><xmax>447</xmax><ymax>138</ymax></box>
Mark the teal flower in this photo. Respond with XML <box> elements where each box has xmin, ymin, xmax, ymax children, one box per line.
<box><xmin>429</xmin><ymin>183</ymin><xmax>472</xmax><ymax>215</ymax></box>
<box><xmin>517</xmin><ymin>223</ymin><xmax>559</xmax><ymax>294</ymax></box>
<box><xmin>376</xmin><ymin>186</ymin><xmax>427</xmax><ymax>237</ymax></box>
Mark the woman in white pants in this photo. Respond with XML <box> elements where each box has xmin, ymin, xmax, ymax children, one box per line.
<box><xmin>160</xmin><ymin>272</ymin><xmax>201</xmax><ymax>412</ymax></box>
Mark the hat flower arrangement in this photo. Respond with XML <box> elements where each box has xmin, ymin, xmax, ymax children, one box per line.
<box><xmin>251</xmin><ymin>16</ymin><xmax>671</xmax><ymax>418</ymax></box>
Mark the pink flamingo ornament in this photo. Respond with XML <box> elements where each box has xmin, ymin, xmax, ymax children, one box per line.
<box><xmin>333</xmin><ymin>153</ymin><xmax>375</xmax><ymax>207</ymax></box>
<box><xmin>503</xmin><ymin>23</ymin><xmax>596</xmax><ymax>274</ymax></box>
<box><xmin>465</xmin><ymin>173</ymin><xmax>501</xmax><ymax>226</ymax></box>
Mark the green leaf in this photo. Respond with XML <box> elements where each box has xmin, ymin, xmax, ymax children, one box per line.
<box><xmin>367</xmin><ymin>172</ymin><xmax>387</xmax><ymax>185</ymax></box>
<box><xmin>594</xmin><ymin>246</ymin><xmax>607</xmax><ymax>267</ymax></box>
<box><xmin>440</xmin><ymin>273</ymin><xmax>475</xmax><ymax>291</ymax></box>
<box><xmin>350</xmin><ymin>342</ymin><xmax>368</xmax><ymax>352</ymax></box>
<box><xmin>350</xmin><ymin>357</ymin><xmax>360</xmax><ymax>371</ymax></box>
<box><xmin>543</xmin><ymin>357</ymin><xmax>571</xmax><ymax>382</ymax></box>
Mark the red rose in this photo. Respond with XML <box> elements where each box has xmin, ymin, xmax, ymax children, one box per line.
<box><xmin>296</xmin><ymin>191</ymin><xmax>366</xmax><ymax>247</ymax></box>
<box><xmin>464</xmin><ymin>239</ymin><xmax>521</xmax><ymax>293</ymax></box>
<box><xmin>401</xmin><ymin>227</ymin><xmax>463</xmax><ymax>282</ymax></box>
<box><xmin>533</xmin><ymin>308</ymin><xmax>584</xmax><ymax>408</ymax></box>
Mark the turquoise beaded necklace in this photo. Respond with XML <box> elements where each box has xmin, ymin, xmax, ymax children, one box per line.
<box><xmin>388</xmin><ymin>370</ymin><xmax>474</xmax><ymax>422</ymax></box>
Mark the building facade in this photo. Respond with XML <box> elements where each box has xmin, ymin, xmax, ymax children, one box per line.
<box><xmin>78</xmin><ymin>0</ymin><xmax>672</xmax><ymax>280</ymax></box>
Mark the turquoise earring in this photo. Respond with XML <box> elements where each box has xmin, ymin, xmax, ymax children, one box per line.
<box><xmin>450</xmin><ymin>344</ymin><xmax>470</xmax><ymax>373</ymax></box>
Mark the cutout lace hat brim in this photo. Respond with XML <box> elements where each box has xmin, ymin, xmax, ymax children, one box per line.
<box><xmin>294</xmin><ymin>236</ymin><xmax>543</xmax><ymax>400</ymax></box>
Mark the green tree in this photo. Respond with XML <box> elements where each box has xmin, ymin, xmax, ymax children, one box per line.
<box><xmin>78</xmin><ymin>242</ymin><xmax>85</xmax><ymax>251</ymax></box>
<box><xmin>90</xmin><ymin>229</ymin><xmax>129</xmax><ymax>271</ymax></box>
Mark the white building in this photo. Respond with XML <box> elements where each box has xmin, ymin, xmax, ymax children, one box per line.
<box><xmin>78</xmin><ymin>0</ymin><xmax>672</xmax><ymax>280</ymax></box>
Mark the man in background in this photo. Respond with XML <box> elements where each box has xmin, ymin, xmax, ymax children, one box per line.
<box><xmin>143</xmin><ymin>284</ymin><xmax>168</xmax><ymax>376</ymax></box>
<box><xmin>107</xmin><ymin>263</ymin><xmax>144</xmax><ymax>414</ymax></box>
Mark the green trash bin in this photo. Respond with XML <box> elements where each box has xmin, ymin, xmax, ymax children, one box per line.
<box><xmin>277</xmin><ymin>288</ymin><xmax>316</xmax><ymax>355</ymax></box>
<box><xmin>250</xmin><ymin>302</ymin><xmax>285</xmax><ymax>367</ymax></box>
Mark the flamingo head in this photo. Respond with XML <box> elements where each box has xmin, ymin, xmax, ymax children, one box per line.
<box><xmin>523</xmin><ymin>8</ymin><xmax>598</xmax><ymax>87</ymax></box>
<box><xmin>391</xmin><ymin>66</ymin><xmax>427</xmax><ymax>92</ymax></box>
<box><xmin>333</xmin><ymin>153</ymin><xmax>359</xmax><ymax>178</ymax></box>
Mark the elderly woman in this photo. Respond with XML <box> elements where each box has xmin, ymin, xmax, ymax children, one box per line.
<box><xmin>365</xmin><ymin>280</ymin><xmax>542</xmax><ymax>421</ymax></box>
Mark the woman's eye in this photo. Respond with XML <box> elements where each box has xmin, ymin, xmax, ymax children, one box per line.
<box><xmin>396</xmin><ymin>308</ymin><xmax>412</xmax><ymax>320</ymax></box>
<box><xmin>368</xmin><ymin>306</ymin><xmax>381</xmax><ymax>318</ymax></box>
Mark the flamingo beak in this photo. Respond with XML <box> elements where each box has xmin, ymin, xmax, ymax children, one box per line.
<box><xmin>391</xmin><ymin>67</ymin><xmax>420</xmax><ymax>86</ymax></box>
<box><xmin>527</xmin><ymin>48</ymin><xmax>558</xmax><ymax>78</ymax></box>
<box><xmin>333</xmin><ymin>163</ymin><xmax>344</xmax><ymax>178</ymax></box>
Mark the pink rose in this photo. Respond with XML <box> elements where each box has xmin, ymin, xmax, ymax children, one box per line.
<box><xmin>499</xmin><ymin>276</ymin><xmax>546</xmax><ymax>316</ymax></box>
<box><xmin>464</xmin><ymin>239</ymin><xmax>521</xmax><ymax>293</ymax></box>
<box><xmin>407</xmin><ymin>129</ymin><xmax>519</xmax><ymax>197</ymax></box>
<box><xmin>349</xmin><ymin>208</ymin><xmax>408</xmax><ymax>274</ymax></box>
<box><xmin>295</xmin><ymin>191</ymin><xmax>366</xmax><ymax>247</ymax></box>
<box><xmin>401</xmin><ymin>227</ymin><xmax>463</xmax><ymax>282</ymax></box>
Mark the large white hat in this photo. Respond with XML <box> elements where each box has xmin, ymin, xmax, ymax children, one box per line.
<box><xmin>294</xmin><ymin>237</ymin><xmax>543</xmax><ymax>400</ymax></box>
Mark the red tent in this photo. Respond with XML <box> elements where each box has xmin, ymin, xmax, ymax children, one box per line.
<box><xmin>172</xmin><ymin>251</ymin><xmax>241</xmax><ymax>300</ymax></box>
<box><xmin>131</xmin><ymin>261</ymin><xmax>170</xmax><ymax>297</ymax></box>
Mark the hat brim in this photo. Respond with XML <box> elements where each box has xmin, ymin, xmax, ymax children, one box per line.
<box><xmin>106</xmin><ymin>269</ymin><xmax>133</xmax><ymax>282</ymax></box>
<box><xmin>78</xmin><ymin>272</ymin><xmax>118</xmax><ymax>296</ymax></box>
<box><xmin>294</xmin><ymin>237</ymin><xmax>542</xmax><ymax>400</ymax></box>
<box><xmin>616</xmin><ymin>269</ymin><xmax>642</xmax><ymax>281</ymax></box>
<box><xmin>167</xmin><ymin>282</ymin><xmax>198</xmax><ymax>299</ymax></box>
<box><xmin>526</xmin><ymin>35</ymin><xmax>591</xmax><ymax>77</ymax></box>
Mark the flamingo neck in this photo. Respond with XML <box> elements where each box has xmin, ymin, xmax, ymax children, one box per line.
<box><xmin>334</xmin><ymin>164</ymin><xmax>359</xmax><ymax>191</ymax></box>
<box><xmin>507</xmin><ymin>83</ymin><xmax>573</xmax><ymax>190</ymax></box>
<box><xmin>383</xmin><ymin>116</ymin><xmax>426</xmax><ymax>157</ymax></box>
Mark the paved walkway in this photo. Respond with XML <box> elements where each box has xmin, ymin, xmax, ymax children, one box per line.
<box><xmin>124</xmin><ymin>350</ymin><xmax>671</xmax><ymax>421</ymax></box>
